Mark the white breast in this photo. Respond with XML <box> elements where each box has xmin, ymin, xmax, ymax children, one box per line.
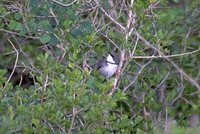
<box><xmin>99</xmin><ymin>63</ymin><xmax>118</xmax><ymax>78</ymax></box>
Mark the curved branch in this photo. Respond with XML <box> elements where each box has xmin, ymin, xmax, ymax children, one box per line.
<box><xmin>4</xmin><ymin>39</ymin><xmax>19</xmax><ymax>89</ymax></box>
<box><xmin>52</xmin><ymin>0</ymin><xmax>78</xmax><ymax>7</ymax></box>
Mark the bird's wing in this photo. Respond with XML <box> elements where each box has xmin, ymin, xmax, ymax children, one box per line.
<box><xmin>96</xmin><ymin>58</ymin><xmax>106</xmax><ymax>70</ymax></box>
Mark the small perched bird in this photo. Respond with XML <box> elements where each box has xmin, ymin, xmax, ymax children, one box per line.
<box><xmin>97</xmin><ymin>52</ymin><xmax>120</xmax><ymax>78</ymax></box>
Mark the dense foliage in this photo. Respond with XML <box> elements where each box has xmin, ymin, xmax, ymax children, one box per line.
<box><xmin>0</xmin><ymin>0</ymin><xmax>200</xmax><ymax>133</ymax></box>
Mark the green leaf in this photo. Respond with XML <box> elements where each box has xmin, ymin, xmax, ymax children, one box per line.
<box><xmin>87</xmin><ymin>76</ymin><xmax>97</xmax><ymax>90</ymax></box>
<box><xmin>48</xmin><ymin>34</ymin><xmax>59</xmax><ymax>46</ymax></box>
<box><xmin>9</xmin><ymin>21</ymin><xmax>22</xmax><ymax>31</ymax></box>
<box><xmin>39</xmin><ymin>33</ymin><xmax>51</xmax><ymax>43</ymax></box>
<box><xmin>0</xmin><ymin>6</ymin><xmax>7</xmax><ymax>15</ymax></box>
<box><xmin>66</xmin><ymin>8</ymin><xmax>77</xmax><ymax>21</ymax></box>
<box><xmin>38</xmin><ymin>20</ymin><xmax>53</xmax><ymax>32</ymax></box>
<box><xmin>89</xmin><ymin>58</ymin><xmax>97</xmax><ymax>66</ymax></box>
<box><xmin>71</xmin><ymin>20</ymin><xmax>94</xmax><ymax>37</ymax></box>
<box><xmin>63</xmin><ymin>20</ymin><xmax>72</xmax><ymax>27</ymax></box>
<box><xmin>173</xmin><ymin>0</ymin><xmax>181</xmax><ymax>3</ymax></box>
<box><xmin>14</xmin><ymin>13</ymin><xmax>22</xmax><ymax>20</ymax></box>
<box><xmin>32</xmin><ymin>118</ymin><xmax>40</xmax><ymax>127</ymax></box>
<box><xmin>28</xmin><ymin>19</ymin><xmax>38</xmax><ymax>33</ymax></box>
<box><xmin>0</xmin><ymin>69</ymin><xmax>7</xmax><ymax>85</ymax></box>
<box><xmin>68</xmin><ymin>62</ymin><xmax>75</xmax><ymax>69</ymax></box>
<box><xmin>28</xmin><ymin>0</ymin><xmax>40</xmax><ymax>13</ymax></box>
<box><xmin>19</xmin><ymin>25</ymin><xmax>28</xmax><ymax>35</ymax></box>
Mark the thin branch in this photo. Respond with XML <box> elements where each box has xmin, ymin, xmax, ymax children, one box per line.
<box><xmin>100</xmin><ymin>33</ymin><xmax>122</xmax><ymax>51</ymax></box>
<box><xmin>170</xmin><ymin>74</ymin><xmax>184</xmax><ymax>105</ymax></box>
<box><xmin>42</xmin><ymin>119</ymin><xmax>56</xmax><ymax>133</ymax></box>
<box><xmin>43</xmin><ymin>74</ymin><xmax>49</xmax><ymax>92</ymax></box>
<box><xmin>131</xmin><ymin>34</ymin><xmax>139</xmax><ymax>57</ymax></box>
<box><xmin>108</xmin><ymin>50</ymin><xmax>125</xmax><ymax>96</ymax></box>
<box><xmin>123</xmin><ymin>60</ymin><xmax>152</xmax><ymax>92</ymax></box>
<box><xmin>108</xmin><ymin>0</ymin><xmax>134</xmax><ymax>96</ymax></box>
<box><xmin>154</xmin><ymin>70</ymin><xmax>170</xmax><ymax>91</ymax></box>
<box><xmin>0</xmin><ymin>29</ymin><xmax>39</xmax><ymax>39</ymax></box>
<box><xmin>98</xmin><ymin>6</ymin><xmax>126</xmax><ymax>32</ymax></box>
<box><xmin>4</xmin><ymin>39</ymin><xmax>19</xmax><ymax>89</ymax></box>
<box><xmin>164</xmin><ymin>108</ymin><xmax>168</xmax><ymax>134</ymax></box>
<box><xmin>130</xmin><ymin>49</ymin><xmax>200</xmax><ymax>59</ymax></box>
<box><xmin>18</xmin><ymin>68</ymin><xmax>26</xmax><ymax>87</ymax></box>
<box><xmin>125</xmin><ymin>0</ymin><xmax>135</xmax><ymax>41</ymax></box>
<box><xmin>68</xmin><ymin>107</ymin><xmax>77</xmax><ymax>134</ymax></box>
<box><xmin>135</xmin><ymin>31</ymin><xmax>200</xmax><ymax>92</ymax></box>
<box><xmin>49</xmin><ymin>7</ymin><xmax>59</xmax><ymax>26</ymax></box>
<box><xmin>180</xmin><ymin>97</ymin><xmax>193</xmax><ymax>105</ymax></box>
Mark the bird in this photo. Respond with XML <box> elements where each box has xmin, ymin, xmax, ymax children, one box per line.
<box><xmin>97</xmin><ymin>52</ymin><xmax>120</xmax><ymax>78</ymax></box>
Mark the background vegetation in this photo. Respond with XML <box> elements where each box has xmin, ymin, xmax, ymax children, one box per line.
<box><xmin>0</xmin><ymin>0</ymin><xmax>200</xmax><ymax>133</ymax></box>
